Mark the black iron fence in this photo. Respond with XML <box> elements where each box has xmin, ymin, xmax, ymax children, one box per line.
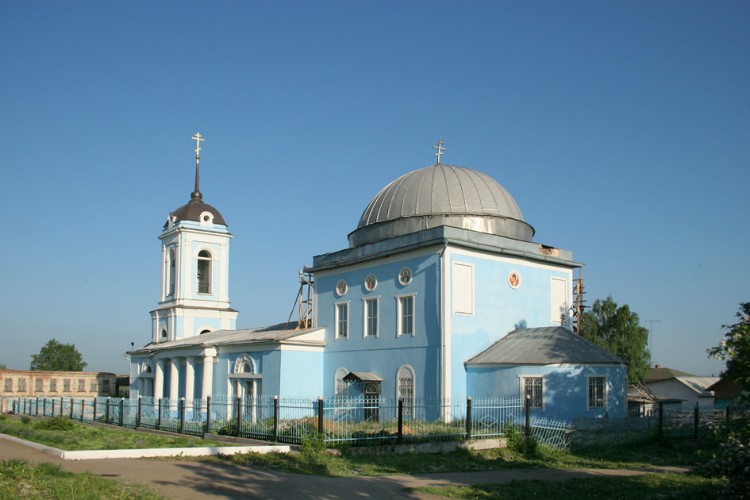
<box><xmin>2</xmin><ymin>394</ymin><xmax>574</xmax><ymax>449</ymax></box>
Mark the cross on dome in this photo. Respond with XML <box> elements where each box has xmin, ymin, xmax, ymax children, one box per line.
<box><xmin>192</xmin><ymin>132</ymin><xmax>205</xmax><ymax>158</ymax></box>
<box><xmin>432</xmin><ymin>138</ymin><xmax>446</xmax><ymax>164</ymax></box>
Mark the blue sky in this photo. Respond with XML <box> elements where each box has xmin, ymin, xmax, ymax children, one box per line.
<box><xmin>1</xmin><ymin>1</ymin><xmax>747</xmax><ymax>376</ymax></box>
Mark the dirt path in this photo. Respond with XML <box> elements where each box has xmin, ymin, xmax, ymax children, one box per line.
<box><xmin>0</xmin><ymin>435</ymin><xmax>688</xmax><ymax>499</ymax></box>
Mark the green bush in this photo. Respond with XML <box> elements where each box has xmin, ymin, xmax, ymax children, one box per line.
<box><xmin>697</xmin><ymin>412</ymin><xmax>750</xmax><ymax>498</ymax></box>
<box><xmin>0</xmin><ymin>414</ymin><xmax>7</xmax><ymax>421</ymax></box>
<box><xmin>20</xmin><ymin>416</ymin><xmax>31</xmax><ymax>424</ymax></box>
<box><xmin>504</xmin><ymin>422</ymin><xmax>539</xmax><ymax>457</ymax></box>
<box><xmin>34</xmin><ymin>417</ymin><xmax>75</xmax><ymax>431</ymax></box>
<box><xmin>301</xmin><ymin>431</ymin><xmax>326</xmax><ymax>464</ymax></box>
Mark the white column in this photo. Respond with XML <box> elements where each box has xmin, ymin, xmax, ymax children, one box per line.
<box><xmin>185</xmin><ymin>357</ymin><xmax>195</xmax><ymax>403</ymax></box>
<box><xmin>169</xmin><ymin>358</ymin><xmax>179</xmax><ymax>410</ymax></box>
<box><xmin>154</xmin><ymin>360</ymin><xmax>164</xmax><ymax>400</ymax></box>
<box><xmin>201</xmin><ymin>352</ymin><xmax>214</xmax><ymax>406</ymax></box>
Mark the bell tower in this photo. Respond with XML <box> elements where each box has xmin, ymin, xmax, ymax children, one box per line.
<box><xmin>150</xmin><ymin>133</ymin><xmax>238</xmax><ymax>343</ymax></box>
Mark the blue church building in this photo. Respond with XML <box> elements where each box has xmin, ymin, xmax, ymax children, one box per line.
<box><xmin>128</xmin><ymin>136</ymin><xmax>627</xmax><ymax>421</ymax></box>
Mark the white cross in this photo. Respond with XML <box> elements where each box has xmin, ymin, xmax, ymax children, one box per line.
<box><xmin>192</xmin><ymin>132</ymin><xmax>205</xmax><ymax>157</ymax></box>
<box><xmin>433</xmin><ymin>138</ymin><xmax>446</xmax><ymax>163</ymax></box>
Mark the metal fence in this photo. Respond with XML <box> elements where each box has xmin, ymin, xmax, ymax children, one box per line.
<box><xmin>1</xmin><ymin>395</ymin><xmax>578</xmax><ymax>451</ymax></box>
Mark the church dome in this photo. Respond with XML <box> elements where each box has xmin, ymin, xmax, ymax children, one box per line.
<box><xmin>348</xmin><ymin>163</ymin><xmax>534</xmax><ymax>247</ymax></box>
<box><xmin>170</xmin><ymin>196</ymin><xmax>227</xmax><ymax>226</ymax></box>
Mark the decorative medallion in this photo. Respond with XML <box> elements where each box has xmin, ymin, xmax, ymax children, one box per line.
<box><xmin>364</xmin><ymin>274</ymin><xmax>377</xmax><ymax>292</ymax></box>
<box><xmin>398</xmin><ymin>267</ymin><xmax>413</xmax><ymax>286</ymax></box>
<box><xmin>508</xmin><ymin>270</ymin><xmax>521</xmax><ymax>289</ymax></box>
<box><xmin>336</xmin><ymin>279</ymin><xmax>348</xmax><ymax>296</ymax></box>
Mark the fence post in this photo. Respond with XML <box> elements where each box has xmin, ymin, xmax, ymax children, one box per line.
<box><xmin>179</xmin><ymin>398</ymin><xmax>185</xmax><ymax>434</ymax></box>
<box><xmin>43</xmin><ymin>398</ymin><xmax>47</xmax><ymax>416</ymax></box>
<box><xmin>80</xmin><ymin>400</ymin><xmax>84</xmax><ymax>422</ymax></box>
<box><xmin>525</xmin><ymin>395</ymin><xmax>531</xmax><ymax>439</ymax></box>
<box><xmin>136</xmin><ymin>396</ymin><xmax>142</xmax><ymax>428</ymax></box>
<box><xmin>693</xmin><ymin>402</ymin><xmax>699</xmax><ymax>439</ymax></box>
<box><xmin>205</xmin><ymin>396</ymin><xmax>211</xmax><ymax>434</ymax></box>
<box><xmin>70</xmin><ymin>398</ymin><xmax>74</xmax><ymax>419</ymax></box>
<box><xmin>36</xmin><ymin>397</ymin><xmax>39</xmax><ymax>416</ymax></box>
<box><xmin>658</xmin><ymin>401</ymin><xmax>664</xmax><ymax>436</ymax></box>
<box><xmin>397</xmin><ymin>398</ymin><xmax>404</xmax><ymax>444</ymax></box>
<box><xmin>105</xmin><ymin>397</ymin><xmax>111</xmax><ymax>424</ymax></box>
<box><xmin>157</xmin><ymin>399</ymin><xmax>162</xmax><ymax>430</ymax></box>
<box><xmin>60</xmin><ymin>396</ymin><xmax>64</xmax><ymax>417</ymax></box>
<box><xmin>93</xmin><ymin>398</ymin><xmax>97</xmax><ymax>422</ymax></box>
<box><xmin>317</xmin><ymin>397</ymin><xmax>324</xmax><ymax>436</ymax></box>
<box><xmin>273</xmin><ymin>396</ymin><xmax>279</xmax><ymax>442</ymax></box>
<box><xmin>235</xmin><ymin>398</ymin><xmax>242</xmax><ymax>437</ymax></box>
<box><xmin>119</xmin><ymin>399</ymin><xmax>124</xmax><ymax>426</ymax></box>
<box><xmin>466</xmin><ymin>397</ymin><xmax>472</xmax><ymax>440</ymax></box>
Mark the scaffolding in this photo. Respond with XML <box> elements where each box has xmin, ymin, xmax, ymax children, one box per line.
<box><xmin>572</xmin><ymin>268</ymin><xmax>586</xmax><ymax>334</ymax></box>
<box><xmin>286</xmin><ymin>269</ymin><xmax>314</xmax><ymax>330</ymax></box>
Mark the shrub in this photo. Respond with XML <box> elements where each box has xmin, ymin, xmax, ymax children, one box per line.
<box><xmin>504</xmin><ymin>422</ymin><xmax>539</xmax><ymax>457</ymax></box>
<box><xmin>0</xmin><ymin>414</ymin><xmax>7</xmax><ymax>421</ymax></box>
<box><xmin>300</xmin><ymin>431</ymin><xmax>326</xmax><ymax>464</ymax></box>
<box><xmin>20</xmin><ymin>416</ymin><xmax>31</xmax><ymax>424</ymax></box>
<box><xmin>697</xmin><ymin>412</ymin><xmax>750</xmax><ymax>498</ymax></box>
<box><xmin>34</xmin><ymin>417</ymin><xmax>75</xmax><ymax>431</ymax></box>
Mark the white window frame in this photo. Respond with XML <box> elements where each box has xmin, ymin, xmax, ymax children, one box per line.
<box><xmin>396</xmin><ymin>365</ymin><xmax>416</xmax><ymax>418</ymax></box>
<box><xmin>197</xmin><ymin>249</ymin><xmax>212</xmax><ymax>294</ymax></box>
<box><xmin>519</xmin><ymin>375</ymin><xmax>545</xmax><ymax>409</ymax></box>
<box><xmin>587</xmin><ymin>375</ymin><xmax>607</xmax><ymax>410</ymax></box>
<box><xmin>363</xmin><ymin>297</ymin><xmax>379</xmax><ymax>338</ymax></box>
<box><xmin>334</xmin><ymin>302</ymin><xmax>350</xmax><ymax>340</ymax></box>
<box><xmin>396</xmin><ymin>294</ymin><xmax>416</xmax><ymax>337</ymax></box>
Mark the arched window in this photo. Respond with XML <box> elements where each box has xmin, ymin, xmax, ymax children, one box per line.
<box><xmin>197</xmin><ymin>250</ymin><xmax>212</xmax><ymax>294</ymax></box>
<box><xmin>168</xmin><ymin>249</ymin><xmax>176</xmax><ymax>295</ymax></box>
<box><xmin>160</xmin><ymin>329</ymin><xmax>167</xmax><ymax>341</ymax></box>
<box><xmin>334</xmin><ymin>368</ymin><xmax>348</xmax><ymax>399</ymax></box>
<box><xmin>396</xmin><ymin>366</ymin><xmax>415</xmax><ymax>418</ymax></box>
<box><xmin>233</xmin><ymin>354</ymin><xmax>255</xmax><ymax>375</ymax></box>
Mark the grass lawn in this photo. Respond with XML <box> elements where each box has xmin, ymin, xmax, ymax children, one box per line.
<box><xmin>0</xmin><ymin>415</ymin><xmax>231</xmax><ymax>451</ymax></box>
<box><xmin>224</xmin><ymin>435</ymin><xmax>718</xmax><ymax>477</ymax></box>
<box><xmin>411</xmin><ymin>473</ymin><xmax>726</xmax><ymax>499</ymax></box>
<box><xmin>0</xmin><ymin>459</ymin><xmax>165</xmax><ymax>499</ymax></box>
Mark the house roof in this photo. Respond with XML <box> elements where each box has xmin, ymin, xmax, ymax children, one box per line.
<box><xmin>129</xmin><ymin>322</ymin><xmax>325</xmax><ymax>355</ymax></box>
<box><xmin>645</xmin><ymin>366</ymin><xmax>695</xmax><ymax>382</ymax></box>
<box><xmin>674</xmin><ymin>377</ymin><xmax>720</xmax><ymax>397</ymax></box>
<box><xmin>465</xmin><ymin>326</ymin><xmax>625</xmax><ymax>366</ymax></box>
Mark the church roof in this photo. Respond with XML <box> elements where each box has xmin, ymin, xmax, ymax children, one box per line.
<box><xmin>130</xmin><ymin>323</ymin><xmax>325</xmax><ymax>354</ymax></box>
<box><xmin>348</xmin><ymin>163</ymin><xmax>535</xmax><ymax>247</ymax></box>
<box><xmin>465</xmin><ymin>326</ymin><xmax>625</xmax><ymax>366</ymax></box>
<box><xmin>170</xmin><ymin>196</ymin><xmax>227</xmax><ymax>226</ymax></box>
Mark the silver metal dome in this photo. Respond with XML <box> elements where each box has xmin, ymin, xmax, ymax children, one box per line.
<box><xmin>348</xmin><ymin>163</ymin><xmax>535</xmax><ymax>247</ymax></box>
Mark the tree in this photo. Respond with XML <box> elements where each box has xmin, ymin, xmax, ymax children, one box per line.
<box><xmin>30</xmin><ymin>339</ymin><xmax>87</xmax><ymax>371</ymax></box>
<box><xmin>708</xmin><ymin>302</ymin><xmax>750</xmax><ymax>397</ymax></box>
<box><xmin>580</xmin><ymin>296</ymin><xmax>650</xmax><ymax>383</ymax></box>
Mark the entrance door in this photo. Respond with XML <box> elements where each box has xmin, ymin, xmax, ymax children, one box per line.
<box><xmin>363</xmin><ymin>382</ymin><xmax>380</xmax><ymax>422</ymax></box>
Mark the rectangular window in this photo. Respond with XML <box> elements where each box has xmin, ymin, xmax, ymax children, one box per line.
<box><xmin>102</xmin><ymin>379</ymin><xmax>110</xmax><ymax>392</ymax></box>
<box><xmin>78</xmin><ymin>379</ymin><xmax>85</xmax><ymax>392</ymax></box>
<box><xmin>90</xmin><ymin>381</ymin><xmax>98</xmax><ymax>392</ymax></box>
<box><xmin>588</xmin><ymin>376</ymin><xmax>606</xmax><ymax>409</ymax></box>
<box><xmin>35</xmin><ymin>378</ymin><xmax>43</xmax><ymax>392</ymax></box>
<box><xmin>523</xmin><ymin>377</ymin><xmax>544</xmax><ymax>409</ymax></box>
<box><xmin>18</xmin><ymin>379</ymin><xmax>26</xmax><ymax>392</ymax></box>
<box><xmin>3</xmin><ymin>379</ymin><xmax>12</xmax><ymax>392</ymax></box>
<box><xmin>452</xmin><ymin>262</ymin><xmax>474</xmax><ymax>314</ymax></box>
<box><xmin>364</xmin><ymin>298</ymin><xmax>378</xmax><ymax>337</ymax></box>
<box><xmin>398</xmin><ymin>295</ymin><xmax>415</xmax><ymax>336</ymax></box>
<box><xmin>335</xmin><ymin>303</ymin><xmax>349</xmax><ymax>339</ymax></box>
<box><xmin>49</xmin><ymin>379</ymin><xmax>57</xmax><ymax>392</ymax></box>
<box><xmin>63</xmin><ymin>379</ymin><xmax>71</xmax><ymax>392</ymax></box>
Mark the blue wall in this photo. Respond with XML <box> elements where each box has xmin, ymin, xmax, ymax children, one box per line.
<box><xmin>467</xmin><ymin>364</ymin><xmax>627</xmax><ymax>420</ymax></box>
